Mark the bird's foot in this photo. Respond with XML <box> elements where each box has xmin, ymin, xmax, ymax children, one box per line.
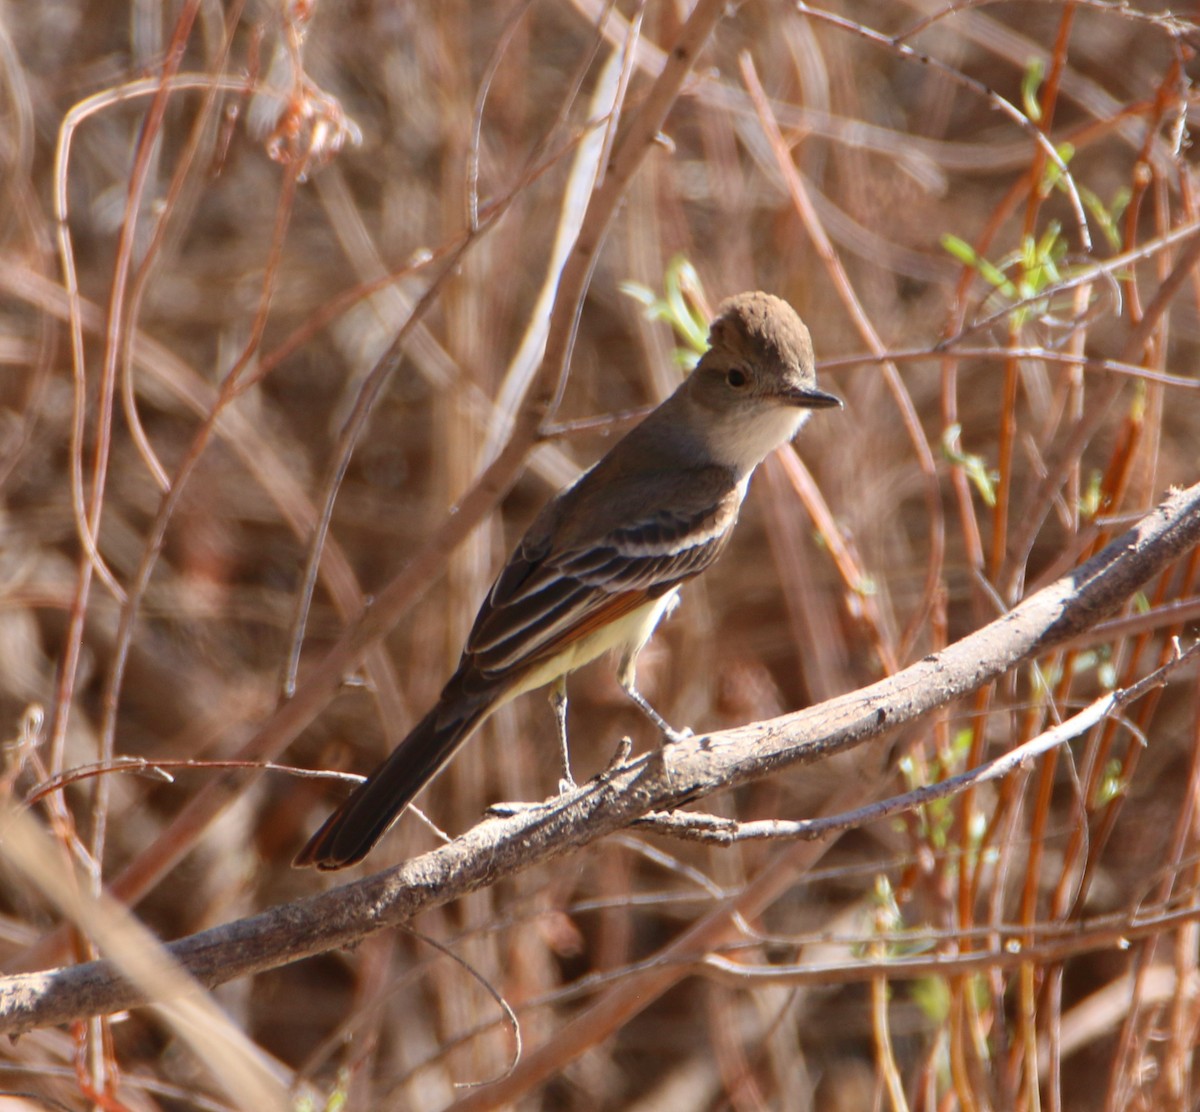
<box><xmin>660</xmin><ymin>724</ymin><xmax>694</xmax><ymax>745</ymax></box>
<box><xmin>487</xmin><ymin>776</ymin><xmax>584</xmax><ymax>818</ymax></box>
<box><xmin>486</xmin><ymin>797</ymin><xmax>544</xmax><ymax>818</ymax></box>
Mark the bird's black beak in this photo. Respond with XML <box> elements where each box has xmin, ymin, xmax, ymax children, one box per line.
<box><xmin>786</xmin><ymin>384</ymin><xmax>843</xmax><ymax>409</ymax></box>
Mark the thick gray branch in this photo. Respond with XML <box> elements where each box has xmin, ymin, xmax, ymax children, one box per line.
<box><xmin>2</xmin><ymin>480</ymin><xmax>1198</xmax><ymax>1034</ymax></box>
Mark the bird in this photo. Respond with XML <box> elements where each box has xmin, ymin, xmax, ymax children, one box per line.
<box><xmin>295</xmin><ymin>291</ymin><xmax>841</xmax><ymax>869</ymax></box>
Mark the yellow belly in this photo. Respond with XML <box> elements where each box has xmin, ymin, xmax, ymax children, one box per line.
<box><xmin>500</xmin><ymin>588</ymin><xmax>680</xmax><ymax>704</ymax></box>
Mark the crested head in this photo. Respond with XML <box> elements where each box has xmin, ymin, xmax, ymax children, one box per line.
<box><xmin>661</xmin><ymin>291</ymin><xmax>841</xmax><ymax>476</ymax></box>
<box><xmin>707</xmin><ymin>291</ymin><xmax>815</xmax><ymax>375</ymax></box>
<box><xmin>688</xmin><ymin>291</ymin><xmax>841</xmax><ymax>414</ymax></box>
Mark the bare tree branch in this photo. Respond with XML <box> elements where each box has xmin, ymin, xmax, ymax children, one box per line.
<box><xmin>634</xmin><ymin>637</ymin><xmax>1199</xmax><ymax>844</ymax></box>
<box><xmin>1</xmin><ymin>481</ymin><xmax>1197</xmax><ymax>1036</ymax></box>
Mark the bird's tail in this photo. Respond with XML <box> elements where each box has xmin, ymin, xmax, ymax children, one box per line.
<box><xmin>294</xmin><ymin>682</ymin><xmax>493</xmax><ymax>870</ymax></box>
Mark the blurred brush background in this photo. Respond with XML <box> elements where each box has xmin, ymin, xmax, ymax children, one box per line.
<box><xmin>1</xmin><ymin>1</ymin><xmax>1199</xmax><ymax>1109</ymax></box>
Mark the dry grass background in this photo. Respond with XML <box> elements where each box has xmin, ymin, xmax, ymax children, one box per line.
<box><xmin>1</xmin><ymin>1</ymin><xmax>1199</xmax><ymax>1109</ymax></box>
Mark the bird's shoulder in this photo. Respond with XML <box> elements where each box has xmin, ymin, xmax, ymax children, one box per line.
<box><xmin>549</xmin><ymin>456</ymin><xmax>743</xmax><ymax>550</ymax></box>
<box><xmin>476</xmin><ymin>461</ymin><xmax>740</xmax><ymax>614</ymax></box>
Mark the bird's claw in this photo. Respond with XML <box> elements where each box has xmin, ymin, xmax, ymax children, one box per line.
<box><xmin>662</xmin><ymin>725</ymin><xmax>693</xmax><ymax>745</ymax></box>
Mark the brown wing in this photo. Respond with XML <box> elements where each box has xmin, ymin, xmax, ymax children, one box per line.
<box><xmin>462</xmin><ymin>493</ymin><xmax>741</xmax><ymax>685</ymax></box>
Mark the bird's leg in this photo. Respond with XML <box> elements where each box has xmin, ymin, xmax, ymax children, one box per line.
<box><xmin>550</xmin><ymin>675</ymin><xmax>576</xmax><ymax>792</ymax></box>
<box><xmin>617</xmin><ymin>646</ymin><xmax>693</xmax><ymax>745</ymax></box>
<box><xmin>487</xmin><ymin>678</ymin><xmax>579</xmax><ymax>817</ymax></box>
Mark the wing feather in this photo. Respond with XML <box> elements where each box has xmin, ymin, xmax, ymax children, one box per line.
<box><xmin>463</xmin><ymin>493</ymin><xmax>740</xmax><ymax>683</ymax></box>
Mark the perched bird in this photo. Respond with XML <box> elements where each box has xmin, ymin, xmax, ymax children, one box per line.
<box><xmin>296</xmin><ymin>291</ymin><xmax>841</xmax><ymax>869</ymax></box>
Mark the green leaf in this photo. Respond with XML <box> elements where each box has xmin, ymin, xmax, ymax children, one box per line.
<box><xmin>1021</xmin><ymin>57</ymin><xmax>1045</xmax><ymax>123</ymax></box>
<box><xmin>942</xmin><ymin>424</ymin><xmax>997</xmax><ymax>506</ymax></box>
<box><xmin>619</xmin><ymin>257</ymin><xmax>711</xmax><ymax>370</ymax></box>
<box><xmin>1095</xmin><ymin>760</ymin><xmax>1126</xmax><ymax>806</ymax></box>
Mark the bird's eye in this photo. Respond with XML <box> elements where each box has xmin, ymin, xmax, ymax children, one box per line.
<box><xmin>726</xmin><ymin>368</ymin><xmax>748</xmax><ymax>388</ymax></box>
